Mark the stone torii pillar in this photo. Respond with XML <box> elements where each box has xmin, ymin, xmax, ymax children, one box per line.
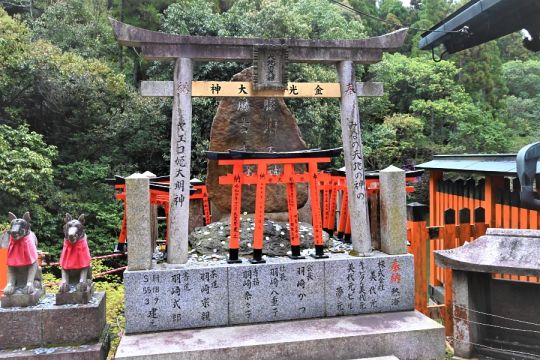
<box><xmin>338</xmin><ymin>61</ymin><xmax>371</xmax><ymax>255</ymax></box>
<box><xmin>168</xmin><ymin>58</ymin><xmax>193</xmax><ymax>264</ymax></box>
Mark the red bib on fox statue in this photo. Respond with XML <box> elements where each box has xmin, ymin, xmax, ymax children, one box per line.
<box><xmin>60</xmin><ymin>235</ymin><xmax>91</xmax><ymax>270</ymax></box>
<box><xmin>7</xmin><ymin>231</ymin><xmax>38</xmax><ymax>267</ymax></box>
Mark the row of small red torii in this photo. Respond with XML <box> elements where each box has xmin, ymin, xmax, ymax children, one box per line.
<box><xmin>111</xmin><ymin>162</ymin><xmax>417</xmax><ymax>262</ymax></box>
<box><xmin>112</xmin><ymin>177</ymin><xmax>211</xmax><ymax>251</ymax></box>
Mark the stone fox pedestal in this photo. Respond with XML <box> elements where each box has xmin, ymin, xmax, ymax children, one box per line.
<box><xmin>0</xmin><ymin>292</ymin><xmax>109</xmax><ymax>360</ymax></box>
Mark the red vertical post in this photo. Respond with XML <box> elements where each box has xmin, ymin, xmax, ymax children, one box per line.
<box><xmin>0</xmin><ymin>245</ymin><xmax>6</xmax><ymax>296</ymax></box>
<box><xmin>484</xmin><ymin>176</ymin><xmax>493</xmax><ymax>227</ymax></box>
<box><xmin>456</xmin><ymin>179</ymin><xmax>465</xmax><ymax>222</ymax></box>
<box><xmin>344</xmin><ymin>211</ymin><xmax>351</xmax><ymax>243</ymax></box>
<box><xmin>443</xmin><ymin>209</ymin><xmax>457</xmax><ymax>336</ymax></box>
<box><xmin>337</xmin><ymin>185</ymin><xmax>348</xmax><ymax>240</ymax></box>
<box><xmin>117</xmin><ymin>202</ymin><xmax>128</xmax><ymax>250</ymax></box>
<box><xmin>407</xmin><ymin>203</ymin><xmax>429</xmax><ymax>315</ymax></box>
<box><xmin>252</xmin><ymin>163</ymin><xmax>268</xmax><ymax>263</ymax></box>
<box><xmin>442</xmin><ymin>181</ymin><xmax>449</xmax><ymax>227</ymax></box>
<box><xmin>228</xmin><ymin>162</ymin><xmax>243</xmax><ymax>263</ymax></box>
<box><xmin>502</xmin><ymin>178</ymin><xmax>511</xmax><ymax>229</ymax></box>
<box><xmin>465</xmin><ymin>178</ymin><xmax>475</xmax><ymax>218</ymax></box>
<box><xmin>200</xmin><ymin>185</ymin><xmax>212</xmax><ymax>225</ymax></box>
<box><xmin>437</xmin><ymin>177</ymin><xmax>444</xmax><ymax>226</ymax></box>
<box><xmin>322</xmin><ymin>173</ymin><xmax>331</xmax><ymax>235</ymax></box>
<box><xmin>530</xmin><ymin>208</ymin><xmax>538</xmax><ymax>231</ymax></box>
<box><xmin>429</xmin><ymin>171</ymin><xmax>443</xmax><ymax>227</ymax></box>
<box><xmin>308</xmin><ymin>161</ymin><xmax>327</xmax><ymax>258</ymax></box>
<box><xmin>459</xmin><ymin>208</ymin><xmax>471</xmax><ymax>247</ymax></box>
<box><xmin>473</xmin><ymin>207</ymin><xmax>488</xmax><ymax>238</ymax></box>
<box><xmin>285</xmin><ymin>164</ymin><xmax>303</xmax><ymax>259</ymax></box>
<box><xmin>327</xmin><ymin>176</ymin><xmax>339</xmax><ymax>235</ymax></box>
<box><xmin>163</xmin><ymin>203</ymin><xmax>170</xmax><ymax>244</ymax></box>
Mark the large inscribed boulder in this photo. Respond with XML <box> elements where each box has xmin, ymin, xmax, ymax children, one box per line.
<box><xmin>207</xmin><ymin>67</ymin><xmax>308</xmax><ymax>215</ymax></box>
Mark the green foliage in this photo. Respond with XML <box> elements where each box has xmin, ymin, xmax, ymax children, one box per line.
<box><xmin>31</xmin><ymin>0</ymin><xmax>119</xmax><ymax>61</ymax></box>
<box><xmin>162</xmin><ymin>0</ymin><xmax>222</xmax><ymax>36</ymax></box>
<box><xmin>364</xmin><ymin>114</ymin><xmax>430</xmax><ymax>169</ymax></box>
<box><xmin>452</xmin><ymin>42</ymin><xmax>507</xmax><ymax>108</ymax></box>
<box><xmin>369</xmin><ymin>53</ymin><xmax>461</xmax><ymax>113</ymax></box>
<box><xmin>219</xmin><ymin>0</ymin><xmax>365</xmax><ymax>39</ymax></box>
<box><xmin>0</xmin><ymin>124</ymin><xmax>57</xmax><ymax>238</ymax></box>
<box><xmin>500</xmin><ymin>60</ymin><xmax>540</xmax><ymax>147</ymax></box>
<box><xmin>503</xmin><ymin>60</ymin><xmax>540</xmax><ymax>98</ymax></box>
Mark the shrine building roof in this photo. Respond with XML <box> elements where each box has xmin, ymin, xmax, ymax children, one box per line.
<box><xmin>416</xmin><ymin>154</ymin><xmax>540</xmax><ymax>176</ymax></box>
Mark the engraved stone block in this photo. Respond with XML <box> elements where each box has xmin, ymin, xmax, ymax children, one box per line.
<box><xmin>325</xmin><ymin>253</ymin><xmax>414</xmax><ymax>317</ymax></box>
<box><xmin>228</xmin><ymin>257</ymin><xmax>325</xmax><ymax>325</ymax></box>
<box><xmin>124</xmin><ymin>265</ymin><xmax>228</xmax><ymax>334</ymax></box>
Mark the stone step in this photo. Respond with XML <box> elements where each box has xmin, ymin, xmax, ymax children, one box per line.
<box><xmin>115</xmin><ymin>311</ymin><xmax>444</xmax><ymax>360</ymax></box>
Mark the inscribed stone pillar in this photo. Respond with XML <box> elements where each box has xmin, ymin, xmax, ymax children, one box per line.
<box><xmin>126</xmin><ymin>173</ymin><xmax>152</xmax><ymax>270</ymax></box>
<box><xmin>380</xmin><ymin>165</ymin><xmax>407</xmax><ymax>254</ymax></box>
<box><xmin>142</xmin><ymin>171</ymin><xmax>158</xmax><ymax>255</ymax></box>
<box><xmin>168</xmin><ymin>58</ymin><xmax>193</xmax><ymax>264</ymax></box>
<box><xmin>337</xmin><ymin>61</ymin><xmax>371</xmax><ymax>255</ymax></box>
<box><xmin>452</xmin><ymin>270</ymin><xmax>473</xmax><ymax>358</ymax></box>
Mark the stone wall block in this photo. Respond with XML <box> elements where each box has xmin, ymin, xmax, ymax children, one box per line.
<box><xmin>380</xmin><ymin>165</ymin><xmax>407</xmax><ymax>255</ymax></box>
<box><xmin>126</xmin><ymin>173</ymin><xmax>152</xmax><ymax>271</ymax></box>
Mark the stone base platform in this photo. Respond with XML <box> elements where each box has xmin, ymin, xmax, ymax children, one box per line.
<box><xmin>116</xmin><ymin>311</ymin><xmax>444</xmax><ymax>360</ymax></box>
<box><xmin>0</xmin><ymin>292</ymin><xmax>106</xmax><ymax>349</ymax></box>
<box><xmin>0</xmin><ymin>324</ymin><xmax>110</xmax><ymax>360</ymax></box>
<box><xmin>125</xmin><ymin>252</ymin><xmax>414</xmax><ymax>334</ymax></box>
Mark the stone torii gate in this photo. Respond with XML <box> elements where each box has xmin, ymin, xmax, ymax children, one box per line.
<box><xmin>110</xmin><ymin>19</ymin><xmax>408</xmax><ymax>263</ymax></box>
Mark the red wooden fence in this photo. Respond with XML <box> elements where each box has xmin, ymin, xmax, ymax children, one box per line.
<box><xmin>408</xmin><ymin>202</ymin><xmax>540</xmax><ymax>336</ymax></box>
<box><xmin>407</xmin><ymin>204</ymin><xmax>489</xmax><ymax>335</ymax></box>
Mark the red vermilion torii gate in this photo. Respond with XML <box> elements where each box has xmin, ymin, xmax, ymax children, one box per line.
<box><xmin>110</xmin><ymin>19</ymin><xmax>408</xmax><ymax>264</ymax></box>
<box><xmin>208</xmin><ymin>148</ymin><xmax>342</xmax><ymax>263</ymax></box>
